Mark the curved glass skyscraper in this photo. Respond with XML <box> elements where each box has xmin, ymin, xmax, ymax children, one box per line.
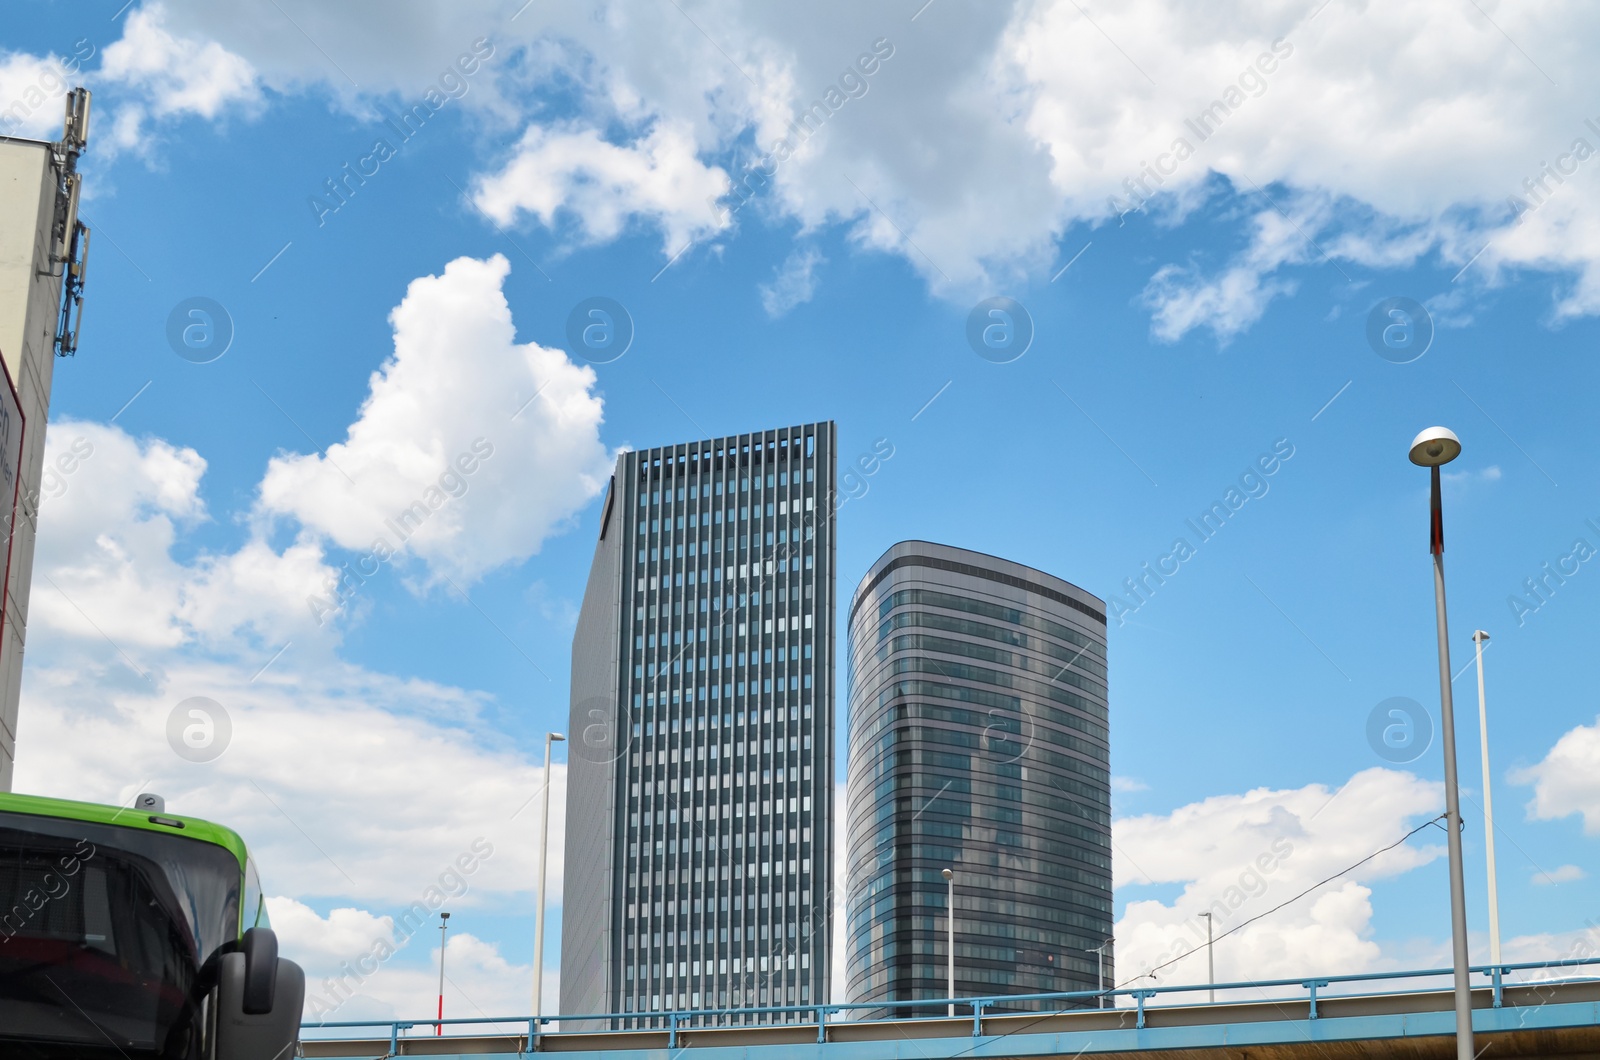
<box><xmin>844</xmin><ymin>541</ymin><xmax>1111</xmax><ymax>1014</ymax></box>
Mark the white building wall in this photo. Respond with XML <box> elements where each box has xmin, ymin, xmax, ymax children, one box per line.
<box><xmin>0</xmin><ymin>134</ymin><xmax>68</xmax><ymax>791</ymax></box>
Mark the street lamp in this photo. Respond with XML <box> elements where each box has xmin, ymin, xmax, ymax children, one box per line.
<box><xmin>942</xmin><ymin>868</ymin><xmax>955</xmax><ymax>1017</ymax></box>
<box><xmin>437</xmin><ymin>911</ymin><xmax>451</xmax><ymax>1037</ymax></box>
<box><xmin>533</xmin><ymin>732</ymin><xmax>566</xmax><ymax>1022</ymax></box>
<box><xmin>1408</xmin><ymin>425</ymin><xmax>1475</xmax><ymax>1060</ymax></box>
<box><xmin>1473</xmin><ymin>631</ymin><xmax>1502</xmax><ymax>968</ymax></box>
<box><xmin>1089</xmin><ymin>938</ymin><xmax>1113</xmax><ymax>1009</ymax></box>
<box><xmin>1197</xmin><ymin>912</ymin><xmax>1215</xmax><ymax>1004</ymax></box>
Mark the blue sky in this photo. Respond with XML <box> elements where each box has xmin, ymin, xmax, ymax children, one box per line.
<box><xmin>5</xmin><ymin>0</ymin><xmax>1599</xmax><ymax>1022</ymax></box>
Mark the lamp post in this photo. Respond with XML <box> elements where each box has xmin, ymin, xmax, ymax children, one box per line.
<box><xmin>533</xmin><ymin>732</ymin><xmax>566</xmax><ymax>1022</ymax></box>
<box><xmin>942</xmin><ymin>868</ymin><xmax>955</xmax><ymax>1017</ymax></box>
<box><xmin>1473</xmin><ymin>631</ymin><xmax>1502</xmax><ymax>968</ymax></box>
<box><xmin>1408</xmin><ymin>425</ymin><xmax>1474</xmax><ymax>1060</ymax></box>
<box><xmin>1198</xmin><ymin>912</ymin><xmax>1214</xmax><ymax>1004</ymax></box>
<box><xmin>437</xmin><ymin>911</ymin><xmax>450</xmax><ymax>1037</ymax></box>
<box><xmin>1089</xmin><ymin>939</ymin><xmax>1112</xmax><ymax>1009</ymax></box>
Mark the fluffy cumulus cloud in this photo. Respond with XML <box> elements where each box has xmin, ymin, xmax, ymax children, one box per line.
<box><xmin>1513</xmin><ymin>715</ymin><xmax>1600</xmax><ymax>834</ymax></box>
<box><xmin>125</xmin><ymin>0</ymin><xmax>1600</xmax><ymax>331</ymax></box>
<box><xmin>0</xmin><ymin>45</ymin><xmax>96</xmax><ymax>139</ymax></box>
<box><xmin>97</xmin><ymin>4</ymin><xmax>261</xmax><ymax>151</ymax></box>
<box><xmin>258</xmin><ymin>253</ymin><xmax>614</xmax><ymax>590</ymax></box>
<box><xmin>27</xmin><ymin>421</ymin><xmax>339</xmax><ymax>657</ymax></box>
<box><xmin>1004</xmin><ymin>0</ymin><xmax>1600</xmax><ymax>336</ymax></box>
<box><xmin>474</xmin><ymin>121</ymin><xmax>730</xmax><ymax>257</ymax></box>
<box><xmin>1112</xmin><ymin>767</ymin><xmax>1443</xmax><ymax>990</ymax></box>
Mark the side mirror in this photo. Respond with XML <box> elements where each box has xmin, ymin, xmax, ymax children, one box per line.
<box><xmin>215</xmin><ymin>929</ymin><xmax>304</xmax><ymax>1060</ymax></box>
<box><xmin>242</xmin><ymin>927</ymin><xmax>278</xmax><ymax>1015</ymax></box>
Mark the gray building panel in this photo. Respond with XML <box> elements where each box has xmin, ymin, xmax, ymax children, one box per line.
<box><xmin>844</xmin><ymin>541</ymin><xmax>1112</xmax><ymax>1015</ymax></box>
<box><xmin>562</xmin><ymin>423</ymin><xmax>836</xmax><ymax>1027</ymax></box>
<box><xmin>561</xmin><ymin>475</ymin><xmax>625</xmax><ymax>1023</ymax></box>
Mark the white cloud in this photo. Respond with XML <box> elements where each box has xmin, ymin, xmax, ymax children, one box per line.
<box><xmin>0</xmin><ymin>49</ymin><xmax>89</xmax><ymax>139</ymax></box>
<box><xmin>97</xmin><ymin>4</ymin><xmax>261</xmax><ymax>152</ymax></box>
<box><xmin>1501</xmin><ymin>923</ymin><xmax>1600</xmax><ymax>970</ymax></box>
<box><xmin>94</xmin><ymin>0</ymin><xmax>1600</xmax><ymax>334</ymax></box>
<box><xmin>28</xmin><ymin>420</ymin><xmax>342</xmax><ymax>661</ymax></box>
<box><xmin>257</xmin><ymin>254</ymin><xmax>614</xmax><ymax>588</ymax></box>
<box><xmin>1111</xmin><ymin>775</ymin><xmax>1150</xmax><ymax>793</ymax></box>
<box><xmin>473</xmin><ymin>120</ymin><xmax>730</xmax><ymax>256</ymax></box>
<box><xmin>1513</xmin><ymin>716</ymin><xmax>1600</xmax><ymax>834</ymax></box>
<box><xmin>1533</xmin><ymin>864</ymin><xmax>1586</xmax><ymax>886</ymax></box>
<box><xmin>1140</xmin><ymin>198</ymin><xmax>1317</xmax><ymax>342</ymax></box>
<box><xmin>31</xmin><ymin>421</ymin><xmax>211</xmax><ymax>651</ymax></box>
<box><xmin>1442</xmin><ymin>464</ymin><xmax>1503</xmax><ymax>486</ymax></box>
<box><xmin>271</xmin><ymin>898</ymin><xmax>535</xmax><ymax>1025</ymax></box>
<box><xmin>759</xmin><ymin>245</ymin><xmax>825</xmax><ymax>317</ymax></box>
<box><xmin>1113</xmin><ymin>767</ymin><xmax>1442</xmax><ymax>987</ymax></box>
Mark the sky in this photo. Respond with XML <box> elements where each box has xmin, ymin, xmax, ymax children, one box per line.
<box><xmin>4</xmin><ymin>0</ymin><xmax>1600</xmax><ymax>1028</ymax></box>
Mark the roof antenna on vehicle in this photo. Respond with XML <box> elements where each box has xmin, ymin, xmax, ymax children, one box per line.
<box><xmin>135</xmin><ymin>793</ymin><xmax>165</xmax><ymax>813</ymax></box>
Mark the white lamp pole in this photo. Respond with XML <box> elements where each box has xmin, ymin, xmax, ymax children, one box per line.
<box><xmin>1198</xmin><ymin>912</ymin><xmax>1214</xmax><ymax>1003</ymax></box>
<box><xmin>533</xmin><ymin>732</ymin><xmax>566</xmax><ymax>1022</ymax></box>
<box><xmin>1408</xmin><ymin>426</ymin><xmax>1475</xmax><ymax>1060</ymax></box>
<box><xmin>1473</xmin><ymin>631</ymin><xmax>1501</xmax><ymax>967</ymax></box>
<box><xmin>942</xmin><ymin>868</ymin><xmax>955</xmax><ymax>1017</ymax></box>
<box><xmin>437</xmin><ymin>911</ymin><xmax>450</xmax><ymax>1037</ymax></box>
<box><xmin>1089</xmin><ymin>939</ymin><xmax>1112</xmax><ymax>1009</ymax></box>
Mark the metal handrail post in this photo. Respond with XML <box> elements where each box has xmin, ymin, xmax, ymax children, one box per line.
<box><xmin>1305</xmin><ymin>980</ymin><xmax>1330</xmax><ymax>1019</ymax></box>
<box><xmin>1134</xmin><ymin>990</ymin><xmax>1154</xmax><ymax>1028</ymax></box>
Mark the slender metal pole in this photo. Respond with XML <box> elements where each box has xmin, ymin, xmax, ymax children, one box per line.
<box><xmin>1201</xmin><ymin>913</ymin><xmax>1214</xmax><ymax>1003</ymax></box>
<box><xmin>945</xmin><ymin>869</ymin><xmax>955</xmax><ymax>1017</ymax></box>
<box><xmin>533</xmin><ymin>732</ymin><xmax>565</xmax><ymax>1021</ymax></box>
<box><xmin>1429</xmin><ymin>465</ymin><xmax>1476</xmax><ymax>1060</ymax></box>
<box><xmin>1090</xmin><ymin>939</ymin><xmax>1111</xmax><ymax>1009</ymax></box>
<box><xmin>437</xmin><ymin>912</ymin><xmax>450</xmax><ymax>1037</ymax></box>
<box><xmin>1474</xmin><ymin>632</ymin><xmax>1501</xmax><ymax>967</ymax></box>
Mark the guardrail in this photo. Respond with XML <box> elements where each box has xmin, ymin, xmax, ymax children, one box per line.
<box><xmin>302</xmin><ymin>954</ymin><xmax>1600</xmax><ymax>1051</ymax></box>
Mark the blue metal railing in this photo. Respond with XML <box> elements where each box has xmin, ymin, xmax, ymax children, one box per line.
<box><xmin>301</xmin><ymin>955</ymin><xmax>1600</xmax><ymax>1046</ymax></box>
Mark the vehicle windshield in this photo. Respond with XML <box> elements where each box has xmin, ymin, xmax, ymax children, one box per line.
<box><xmin>0</xmin><ymin>810</ymin><xmax>242</xmax><ymax>1060</ymax></box>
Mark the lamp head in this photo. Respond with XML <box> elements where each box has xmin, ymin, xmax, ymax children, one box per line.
<box><xmin>942</xmin><ymin>868</ymin><xmax>954</xmax><ymax>881</ymax></box>
<box><xmin>1473</xmin><ymin>630</ymin><xmax>1490</xmax><ymax>643</ymax></box>
<box><xmin>551</xmin><ymin>732</ymin><xmax>566</xmax><ymax>742</ymax></box>
<box><xmin>1408</xmin><ymin>426</ymin><xmax>1461</xmax><ymax>467</ymax></box>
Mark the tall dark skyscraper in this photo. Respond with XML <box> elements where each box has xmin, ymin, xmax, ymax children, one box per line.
<box><xmin>844</xmin><ymin>541</ymin><xmax>1111</xmax><ymax>1014</ymax></box>
<box><xmin>561</xmin><ymin>423</ymin><xmax>836</xmax><ymax>1027</ymax></box>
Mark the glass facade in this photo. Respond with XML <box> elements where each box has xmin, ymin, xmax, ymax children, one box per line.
<box><xmin>844</xmin><ymin>542</ymin><xmax>1111</xmax><ymax>1016</ymax></box>
<box><xmin>562</xmin><ymin>423</ymin><xmax>835</xmax><ymax>1027</ymax></box>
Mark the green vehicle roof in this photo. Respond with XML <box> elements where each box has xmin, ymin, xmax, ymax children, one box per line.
<box><xmin>0</xmin><ymin>790</ymin><xmax>250</xmax><ymax>870</ymax></box>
